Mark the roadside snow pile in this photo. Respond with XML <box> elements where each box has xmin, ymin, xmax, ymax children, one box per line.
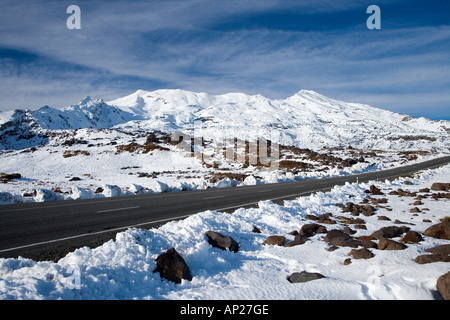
<box><xmin>1</xmin><ymin>164</ymin><xmax>449</xmax><ymax>300</ymax></box>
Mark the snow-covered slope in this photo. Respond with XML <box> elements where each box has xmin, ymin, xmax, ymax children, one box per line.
<box><xmin>0</xmin><ymin>97</ymin><xmax>135</xmax><ymax>149</ymax></box>
<box><xmin>0</xmin><ymin>89</ymin><xmax>449</xmax><ymax>151</ymax></box>
<box><xmin>108</xmin><ymin>89</ymin><xmax>449</xmax><ymax>151</ymax></box>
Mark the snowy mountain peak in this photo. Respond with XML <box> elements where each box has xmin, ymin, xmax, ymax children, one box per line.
<box><xmin>0</xmin><ymin>88</ymin><xmax>449</xmax><ymax>151</ymax></box>
<box><xmin>78</xmin><ymin>96</ymin><xmax>93</xmax><ymax>106</ymax></box>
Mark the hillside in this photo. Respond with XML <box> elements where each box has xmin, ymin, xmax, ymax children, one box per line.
<box><xmin>0</xmin><ymin>89</ymin><xmax>448</xmax><ymax>205</ymax></box>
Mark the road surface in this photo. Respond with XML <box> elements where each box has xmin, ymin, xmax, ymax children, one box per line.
<box><xmin>1</xmin><ymin>155</ymin><xmax>449</xmax><ymax>261</ymax></box>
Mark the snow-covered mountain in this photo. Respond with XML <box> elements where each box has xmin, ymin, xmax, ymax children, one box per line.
<box><xmin>0</xmin><ymin>89</ymin><xmax>449</xmax><ymax>151</ymax></box>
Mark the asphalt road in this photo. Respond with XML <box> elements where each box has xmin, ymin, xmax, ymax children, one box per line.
<box><xmin>1</xmin><ymin>155</ymin><xmax>449</xmax><ymax>261</ymax></box>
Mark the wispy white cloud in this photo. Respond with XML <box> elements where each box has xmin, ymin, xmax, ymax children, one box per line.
<box><xmin>0</xmin><ymin>0</ymin><xmax>449</xmax><ymax>119</ymax></box>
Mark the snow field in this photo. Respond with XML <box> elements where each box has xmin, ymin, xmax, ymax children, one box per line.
<box><xmin>0</xmin><ymin>164</ymin><xmax>449</xmax><ymax>300</ymax></box>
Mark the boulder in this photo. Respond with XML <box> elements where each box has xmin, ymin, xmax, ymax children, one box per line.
<box><xmin>369</xmin><ymin>185</ymin><xmax>384</xmax><ymax>195</ymax></box>
<box><xmin>370</xmin><ymin>225</ymin><xmax>410</xmax><ymax>239</ymax></box>
<box><xmin>262</xmin><ymin>235</ymin><xmax>286</xmax><ymax>246</ymax></box>
<box><xmin>426</xmin><ymin>244</ymin><xmax>450</xmax><ymax>255</ymax></box>
<box><xmin>415</xmin><ymin>254</ymin><xmax>450</xmax><ymax>264</ymax></box>
<box><xmin>284</xmin><ymin>234</ymin><xmax>308</xmax><ymax>247</ymax></box>
<box><xmin>437</xmin><ymin>272</ymin><xmax>450</xmax><ymax>300</ymax></box>
<box><xmin>154</xmin><ymin>248</ymin><xmax>192</xmax><ymax>284</ymax></box>
<box><xmin>323</xmin><ymin>229</ymin><xmax>373</xmax><ymax>248</ymax></box>
<box><xmin>349</xmin><ymin>248</ymin><xmax>374</xmax><ymax>259</ymax></box>
<box><xmin>299</xmin><ymin>223</ymin><xmax>326</xmax><ymax>237</ymax></box>
<box><xmin>288</xmin><ymin>271</ymin><xmax>325</xmax><ymax>283</ymax></box>
<box><xmin>205</xmin><ymin>231</ymin><xmax>239</xmax><ymax>252</ymax></box>
<box><xmin>430</xmin><ymin>183</ymin><xmax>450</xmax><ymax>192</ymax></box>
<box><xmin>323</xmin><ymin>229</ymin><xmax>351</xmax><ymax>243</ymax></box>
<box><xmin>378</xmin><ymin>236</ymin><xmax>407</xmax><ymax>250</ymax></box>
<box><xmin>317</xmin><ymin>213</ymin><xmax>336</xmax><ymax>224</ymax></box>
<box><xmin>423</xmin><ymin>218</ymin><xmax>450</xmax><ymax>240</ymax></box>
<box><xmin>401</xmin><ymin>231</ymin><xmax>423</xmax><ymax>243</ymax></box>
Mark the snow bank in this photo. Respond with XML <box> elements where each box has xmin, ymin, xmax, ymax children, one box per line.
<box><xmin>0</xmin><ymin>192</ymin><xmax>21</xmax><ymax>205</ymax></box>
<box><xmin>1</xmin><ymin>164</ymin><xmax>449</xmax><ymax>300</ymax></box>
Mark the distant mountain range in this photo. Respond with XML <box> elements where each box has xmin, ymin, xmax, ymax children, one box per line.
<box><xmin>1</xmin><ymin>89</ymin><xmax>449</xmax><ymax>151</ymax></box>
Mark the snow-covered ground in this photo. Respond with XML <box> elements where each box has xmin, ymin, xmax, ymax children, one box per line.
<box><xmin>1</xmin><ymin>163</ymin><xmax>449</xmax><ymax>300</ymax></box>
<box><xmin>1</xmin><ymin>89</ymin><xmax>448</xmax><ymax>205</ymax></box>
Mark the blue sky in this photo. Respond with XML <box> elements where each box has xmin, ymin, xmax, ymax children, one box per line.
<box><xmin>0</xmin><ymin>0</ymin><xmax>449</xmax><ymax>120</ymax></box>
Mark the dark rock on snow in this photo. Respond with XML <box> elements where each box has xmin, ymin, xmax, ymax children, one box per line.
<box><xmin>154</xmin><ymin>248</ymin><xmax>192</xmax><ymax>284</ymax></box>
<box><xmin>423</xmin><ymin>218</ymin><xmax>450</xmax><ymax>240</ymax></box>
<box><xmin>437</xmin><ymin>271</ymin><xmax>450</xmax><ymax>300</ymax></box>
<box><xmin>263</xmin><ymin>235</ymin><xmax>286</xmax><ymax>246</ymax></box>
<box><xmin>205</xmin><ymin>230</ymin><xmax>239</xmax><ymax>252</ymax></box>
<box><xmin>288</xmin><ymin>271</ymin><xmax>325</xmax><ymax>283</ymax></box>
<box><xmin>378</xmin><ymin>236</ymin><xmax>407</xmax><ymax>250</ymax></box>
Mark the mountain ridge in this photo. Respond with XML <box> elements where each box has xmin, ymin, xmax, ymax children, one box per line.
<box><xmin>0</xmin><ymin>89</ymin><xmax>448</xmax><ymax>151</ymax></box>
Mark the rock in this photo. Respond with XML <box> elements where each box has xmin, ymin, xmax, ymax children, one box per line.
<box><xmin>330</xmin><ymin>237</ymin><xmax>361</xmax><ymax>248</ymax></box>
<box><xmin>323</xmin><ymin>229</ymin><xmax>370</xmax><ymax>248</ymax></box>
<box><xmin>262</xmin><ymin>235</ymin><xmax>286</xmax><ymax>246</ymax></box>
<box><xmin>252</xmin><ymin>226</ymin><xmax>262</xmax><ymax>233</ymax></box>
<box><xmin>360</xmin><ymin>205</ymin><xmax>376</xmax><ymax>216</ymax></box>
<box><xmin>288</xmin><ymin>271</ymin><xmax>325</xmax><ymax>283</ymax></box>
<box><xmin>426</xmin><ymin>244</ymin><xmax>450</xmax><ymax>255</ymax></box>
<box><xmin>284</xmin><ymin>234</ymin><xmax>307</xmax><ymax>247</ymax></box>
<box><xmin>305</xmin><ymin>214</ymin><xmax>318</xmax><ymax>221</ymax></box>
<box><xmin>410</xmin><ymin>207</ymin><xmax>421</xmax><ymax>213</ymax></box>
<box><xmin>370</xmin><ymin>225</ymin><xmax>410</xmax><ymax>239</ymax></box>
<box><xmin>0</xmin><ymin>173</ymin><xmax>21</xmax><ymax>181</ymax></box>
<box><xmin>343</xmin><ymin>258</ymin><xmax>352</xmax><ymax>265</ymax></box>
<box><xmin>397</xmin><ymin>188</ymin><xmax>417</xmax><ymax>197</ymax></box>
<box><xmin>205</xmin><ymin>230</ymin><xmax>239</xmax><ymax>252</ymax></box>
<box><xmin>323</xmin><ymin>229</ymin><xmax>351</xmax><ymax>242</ymax></box>
<box><xmin>349</xmin><ymin>248</ymin><xmax>374</xmax><ymax>259</ymax></box>
<box><xmin>154</xmin><ymin>248</ymin><xmax>192</xmax><ymax>284</ymax></box>
<box><xmin>413</xmin><ymin>200</ymin><xmax>423</xmax><ymax>206</ymax></box>
<box><xmin>377</xmin><ymin>215</ymin><xmax>391</xmax><ymax>221</ymax></box>
<box><xmin>437</xmin><ymin>272</ymin><xmax>450</xmax><ymax>300</ymax></box>
<box><xmin>401</xmin><ymin>231</ymin><xmax>423</xmax><ymax>243</ymax></box>
<box><xmin>378</xmin><ymin>236</ymin><xmax>407</xmax><ymax>250</ymax></box>
<box><xmin>423</xmin><ymin>218</ymin><xmax>450</xmax><ymax>240</ymax></box>
<box><xmin>342</xmin><ymin>226</ymin><xmax>356</xmax><ymax>235</ymax></box>
<box><xmin>415</xmin><ymin>254</ymin><xmax>450</xmax><ymax>264</ymax></box>
<box><xmin>369</xmin><ymin>185</ymin><xmax>384</xmax><ymax>195</ymax></box>
<box><xmin>371</xmin><ymin>197</ymin><xmax>388</xmax><ymax>205</ymax></box>
<box><xmin>419</xmin><ymin>188</ymin><xmax>430</xmax><ymax>193</ymax></box>
<box><xmin>430</xmin><ymin>183</ymin><xmax>450</xmax><ymax>192</ymax></box>
<box><xmin>317</xmin><ymin>213</ymin><xmax>336</xmax><ymax>224</ymax></box>
<box><xmin>299</xmin><ymin>223</ymin><xmax>326</xmax><ymax>237</ymax></box>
